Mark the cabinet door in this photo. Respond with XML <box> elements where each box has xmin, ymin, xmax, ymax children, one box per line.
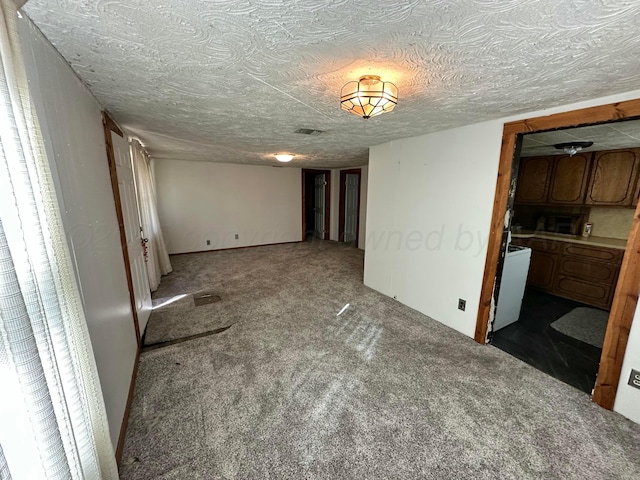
<box><xmin>515</xmin><ymin>156</ymin><xmax>553</xmax><ymax>204</ymax></box>
<box><xmin>548</xmin><ymin>153</ymin><xmax>591</xmax><ymax>204</ymax></box>
<box><xmin>586</xmin><ymin>149</ymin><xmax>640</xmax><ymax>206</ymax></box>
<box><xmin>558</xmin><ymin>256</ymin><xmax>620</xmax><ymax>284</ymax></box>
<box><xmin>527</xmin><ymin>251</ymin><xmax>557</xmax><ymax>291</ymax></box>
<box><xmin>554</xmin><ymin>276</ymin><xmax>614</xmax><ymax>309</ymax></box>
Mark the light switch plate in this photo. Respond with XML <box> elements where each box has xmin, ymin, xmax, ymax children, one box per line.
<box><xmin>628</xmin><ymin>369</ymin><xmax>640</xmax><ymax>390</ymax></box>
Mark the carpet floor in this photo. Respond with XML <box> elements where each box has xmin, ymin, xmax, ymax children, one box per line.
<box><xmin>120</xmin><ymin>241</ymin><xmax>640</xmax><ymax>479</ymax></box>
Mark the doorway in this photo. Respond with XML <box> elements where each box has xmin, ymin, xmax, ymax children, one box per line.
<box><xmin>475</xmin><ymin>98</ymin><xmax>640</xmax><ymax>410</ymax></box>
<box><xmin>301</xmin><ymin>169</ymin><xmax>331</xmax><ymax>241</ymax></box>
<box><xmin>102</xmin><ymin>111</ymin><xmax>152</xmax><ymax>344</ymax></box>
<box><xmin>491</xmin><ymin>122</ymin><xmax>639</xmax><ymax>392</ymax></box>
<box><xmin>339</xmin><ymin>169</ymin><xmax>361</xmax><ymax>245</ymax></box>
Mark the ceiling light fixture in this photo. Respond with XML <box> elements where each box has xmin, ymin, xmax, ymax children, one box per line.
<box><xmin>274</xmin><ymin>154</ymin><xmax>294</xmax><ymax>162</ymax></box>
<box><xmin>340</xmin><ymin>75</ymin><xmax>398</xmax><ymax>119</ymax></box>
<box><xmin>554</xmin><ymin>141</ymin><xmax>593</xmax><ymax>156</ymax></box>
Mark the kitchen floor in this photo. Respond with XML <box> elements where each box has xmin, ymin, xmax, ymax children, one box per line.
<box><xmin>491</xmin><ymin>289</ymin><xmax>604</xmax><ymax>394</ymax></box>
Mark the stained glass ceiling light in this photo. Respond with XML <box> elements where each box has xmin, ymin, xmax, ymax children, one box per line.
<box><xmin>340</xmin><ymin>75</ymin><xmax>398</xmax><ymax>119</ymax></box>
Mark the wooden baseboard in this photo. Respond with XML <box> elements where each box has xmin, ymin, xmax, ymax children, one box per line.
<box><xmin>171</xmin><ymin>240</ymin><xmax>304</xmax><ymax>256</ymax></box>
<box><xmin>116</xmin><ymin>346</ymin><xmax>140</xmax><ymax>466</ymax></box>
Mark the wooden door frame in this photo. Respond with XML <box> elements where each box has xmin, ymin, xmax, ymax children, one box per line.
<box><xmin>102</xmin><ymin>111</ymin><xmax>141</xmax><ymax>345</ymax></box>
<box><xmin>301</xmin><ymin>169</ymin><xmax>331</xmax><ymax>240</ymax></box>
<box><xmin>338</xmin><ymin>168</ymin><xmax>362</xmax><ymax>244</ymax></box>
<box><xmin>475</xmin><ymin>99</ymin><xmax>640</xmax><ymax>411</ymax></box>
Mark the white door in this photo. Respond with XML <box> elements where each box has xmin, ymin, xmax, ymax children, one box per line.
<box><xmin>344</xmin><ymin>173</ymin><xmax>359</xmax><ymax>242</ymax></box>
<box><xmin>314</xmin><ymin>174</ymin><xmax>326</xmax><ymax>239</ymax></box>
<box><xmin>111</xmin><ymin>131</ymin><xmax>152</xmax><ymax>334</ymax></box>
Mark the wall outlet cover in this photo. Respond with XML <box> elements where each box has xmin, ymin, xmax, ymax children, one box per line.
<box><xmin>206</xmin><ymin>239</ymin><xmax>211</xmax><ymax>245</ymax></box>
<box><xmin>458</xmin><ymin>299</ymin><xmax>466</xmax><ymax>311</ymax></box>
<box><xmin>628</xmin><ymin>369</ymin><xmax>640</xmax><ymax>389</ymax></box>
<box><xmin>235</xmin><ymin>234</ymin><xmax>239</xmax><ymax>239</ymax></box>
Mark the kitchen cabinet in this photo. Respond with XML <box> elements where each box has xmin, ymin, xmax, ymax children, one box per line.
<box><xmin>511</xmin><ymin>237</ymin><xmax>560</xmax><ymax>291</ymax></box>
<box><xmin>510</xmin><ymin>237</ymin><xmax>622</xmax><ymax>309</ymax></box>
<box><xmin>515</xmin><ymin>156</ymin><xmax>553</xmax><ymax>204</ymax></box>
<box><xmin>516</xmin><ymin>153</ymin><xmax>590</xmax><ymax>205</ymax></box>
<box><xmin>528</xmin><ymin>250</ymin><xmax>559</xmax><ymax>290</ymax></box>
<box><xmin>586</xmin><ymin>148</ymin><xmax>640</xmax><ymax>206</ymax></box>
<box><xmin>547</xmin><ymin>153</ymin><xmax>591</xmax><ymax>205</ymax></box>
<box><xmin>555</xmin><ymin>243</ymin><xmax>621</xmax><ymax>309</ymax></box>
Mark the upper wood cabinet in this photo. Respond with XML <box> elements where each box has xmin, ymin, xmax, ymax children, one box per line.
<box><xmin>515</xmin><ymin>156</ymin><xmax>553</xmax><ymax>204</ymax></box>
<box><xmin>516</xmin><ymin>154</ymin><xmax>590</xmax><ymax>205</ymax></box>
<box><xmin>586</xmin><ymin>148</ymin><xmax>640</xmax><ymax>206</ymax></box>
<box><xmin>548</xmin><ymin>153</ymin><xmax>591</xmax><ymax>205</ymax></box>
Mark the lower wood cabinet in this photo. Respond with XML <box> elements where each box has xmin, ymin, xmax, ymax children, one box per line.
<box><xmin>554</xmin><ymin>276</ymin><xmax>614</xmax><ymax>309</ymax></box>
<box><xmin>528</xmin><ymin>250</ymin><xmax>558</xmax><ymax>290</ymax></box>
<box><xmin>512</xmin><ymin>237</ymin><xmax>622</xmax><ymax>309</ymax></box>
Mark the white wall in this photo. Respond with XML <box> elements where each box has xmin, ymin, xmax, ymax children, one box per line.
<box><xmin>155</xmin><ymin>160</ymin><xmax>302</xmax><ymax>253</ymax></box>
<box><xmin>20</xmin><ymin>16</ymin><xmax>138</xmax><ymax>449</ymax></box>
<box><xmin>329</xmin><ymin>166</ymin><xmax>369</xmax><ymax>250</ymax></box>
<box><xmin>615</xmin><ymin>307</ymin><xmax>640</xmax><ymax>423</ymax></box>
<box><xmin>364</xmin><ymin>88</ymin><xmax>640</xmax><ymax>423</ymax></box>
<box><xmin>365</xmin><ymin>122</ymin><xmax>503</xmax><ymax>337</ymax></box>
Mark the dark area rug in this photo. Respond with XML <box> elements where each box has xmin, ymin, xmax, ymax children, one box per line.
<box><xmin>551</xmin><ymin>307</ymin><xmax>609</xmax><ymax>348</ymax></box>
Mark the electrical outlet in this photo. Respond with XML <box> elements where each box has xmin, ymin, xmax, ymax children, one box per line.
<box><xmin>458</xmin><ymin>298</ymin><xmax>466</xmax><ymax>311</ymax></box>
<box><xmin>235</xmin><ymin>234</ymin><xmax>239</xmax><ymax>239</ymax></box>
<box><xmin>628</xmin><ymin>369</ymin><xmax>640</xmax><ymax>389</ymax></box>
<box><xmin>206</xmin><ymin>240</ymin><xmax>211</xmax><ymax>245</ymax></box>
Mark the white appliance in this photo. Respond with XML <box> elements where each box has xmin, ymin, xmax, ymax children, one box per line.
<box><xmin>493</xmin><ymin>244</ymin><xmax>532</xmax><ymax>332</ymax></box>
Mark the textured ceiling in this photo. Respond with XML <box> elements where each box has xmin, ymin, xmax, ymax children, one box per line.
<box><xmin>24</xmin><ymin>0</ymin><xmax>640</xmax><ymax>168</ymax></box>
<box><xmin>522</xmin><ymin>119</ymin><xmax>640</xmax><ymax>157</ymax></box>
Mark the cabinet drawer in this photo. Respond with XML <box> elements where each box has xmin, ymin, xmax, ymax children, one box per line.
<box><xmin>510</xmin><ymin>238</ymin><xmax>530</xmax><ymax>248</ymax></box>
<box><xmin>528</xmin><ymin>238</ymin><xmax>562</xmax><ymax>253</ymax></box>
<box><xmin>558</xmin><ymin>256</ymin><xmax>620</xmax><ymax>284</ymax></box>
<box><xmin>554</xmin><ymin>276</ymin><xmax>614</xmax><ymax>309</ymax></box>
<box><xmin>562</xmin><ymin>244</ymin><xmax>623</xmax><ymax>263</ymax></box>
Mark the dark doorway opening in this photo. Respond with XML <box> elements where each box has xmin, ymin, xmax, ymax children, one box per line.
<box><xmin>338</xmin><ymin>168</ymin><xmax>361</xmax><ymax>246</ymax></box>
<box><xmin>301</xmin><ymin>169</ymin><xmax>331</xmax><ymax>241</ymax></box>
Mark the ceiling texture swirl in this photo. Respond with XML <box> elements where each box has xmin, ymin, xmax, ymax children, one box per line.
<box><xmin>24</xmin><ymin>0</ymin><xmax>640</xmax><ymax>167</ymax></box>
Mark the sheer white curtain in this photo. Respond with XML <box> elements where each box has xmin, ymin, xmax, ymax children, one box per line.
<box><xmin>0</xmin><ymin>1</ymin><xmax>118</xmax><ymax>478</ymax></box>
<box><xmin>130</xmin><ymin>139</ymin><xmax>172</xmax><ymax>291</ymax></box>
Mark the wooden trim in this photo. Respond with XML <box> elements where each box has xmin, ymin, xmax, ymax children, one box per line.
<box><xmin>503</xmin><ymin>99</ymin><xmax>640</xmax><ymax>135</ymax></box>
<box><xmin>102</xmin><ymin>111</ymin><xmax>141</xmax><ymax>344</ymax></box>
<box><xmin>338</xmin><ymin>169</ymin><xmax>362</xmax><ymax>245</ymax></box>
<box><xmin>116</xmin><ymin>347</ymin><xmax>139</xmax><ymax>466</ymax></box>
<box><xmin>474</xmin><ymin>134</ymin><xmax>518</xmax><ymax>343</ymax></box>
<box><xmin>301</xmin><ymin>169</ymin><xmax>331</xmax><ymax>240</ymax></box>
<box><xmin>592</xmin><ymin>204</ymin><xmax>640</xmax><ymax>408</ymax></box>
<box><xmin>476</xmin><ymin>97</ymin><xmax>640</xmax><ymax>411</ymax></box>
<box><xmin>170</xmin><ymin>240</ymin><xmax>303</xmax><ymax>256</ymax></box>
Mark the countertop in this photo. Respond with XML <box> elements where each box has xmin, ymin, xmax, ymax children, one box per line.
<box><xmin>511</xmin><ymin>231</ymin><xmax>628</xmax><ymax>250</ymax></box>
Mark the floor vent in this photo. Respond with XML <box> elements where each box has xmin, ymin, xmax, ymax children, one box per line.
<box><xmin>194</xmin><ymin>293</ymin><xmax>222</xmax><ymax>306</ymax></box>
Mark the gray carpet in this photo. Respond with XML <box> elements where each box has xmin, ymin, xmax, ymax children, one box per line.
<box><xmin>121</xmin><ymin>241</ymin><xmax>640</xmax><ymax>479</ymax></box>
<box><xmin>551</xmin><ymin>307</ymin><xmax>610</xmax><ymax>348</ymax></box>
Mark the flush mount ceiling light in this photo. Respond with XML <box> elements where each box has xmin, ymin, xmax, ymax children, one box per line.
<box><xmin>274</xmin><ymin>154</ymin><xmax>295</xmax><ymax>162</ymax></box>
<box><xmin>554</xmin><ymin>141</ymin><xmax>594</xmax><ymax>156</ymax></box>
<box><xmin>340</xmin><ymin>75</ymin><xmax>398</xmax><ymax>119</ymax></box>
